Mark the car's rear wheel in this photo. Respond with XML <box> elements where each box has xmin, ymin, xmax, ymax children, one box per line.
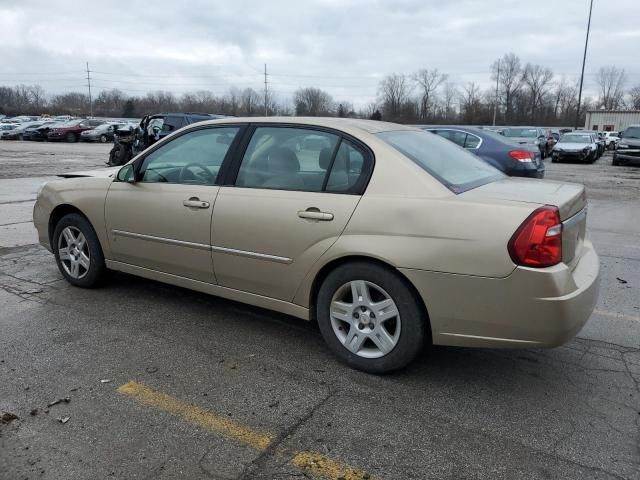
<box><xmin>66</xmin><ymin>132</ymin><xmax>76</xmax><ymax>143</ymax></box>
<box><xmin>53</xmin><ymin>213</ymin><xmax>106</xmax><ymax>288</ymax></box>
<box><xmin>316</xmin><ymin>262</ymin><xmax>428</xmax><ymax>373</ymax></box>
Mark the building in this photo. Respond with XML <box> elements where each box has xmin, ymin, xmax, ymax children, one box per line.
<box><xmin>584</xmin><ymin>110</ymin><xmax>640</xmax><ymax>132</ymax></box>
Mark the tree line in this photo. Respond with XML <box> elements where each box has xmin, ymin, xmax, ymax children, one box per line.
<box><xmin>1</xmin><ymin>53</ymin><xmax>639</xmax><ymax>126</ymax></box>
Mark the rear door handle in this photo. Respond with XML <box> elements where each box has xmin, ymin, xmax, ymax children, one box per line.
<box><xmin>298</xmin><ymin>208</ymin><xmax>334</xmax><ymax>221</ymax></box>
<box><xmin>183</xmin><ymin>197</ymin><xmax>210</xmax><ymax>209</ymax></box>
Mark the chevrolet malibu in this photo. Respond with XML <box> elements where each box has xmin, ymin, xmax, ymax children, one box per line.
<box><xmin>33</xmin><ymin>118</ymin><xmax>600</xmax><ymax>373</ymax></box>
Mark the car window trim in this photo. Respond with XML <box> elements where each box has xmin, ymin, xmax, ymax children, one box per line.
<box><xmin>221</xmin><ymin>122</ymin><xmax>375</xmax><ymax>195</ymax></box>
<box><xmin>426</xmin><ymin>128</ymin><xmax>483</xmax><ymax>150</ymax></box>
<box><xmin>118</xmin><ymin>124</ymin><xmax>248</xmax><ymax>185</ymax></box>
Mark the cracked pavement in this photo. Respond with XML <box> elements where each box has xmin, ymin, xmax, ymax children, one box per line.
<box><xmin>0</xmin><ymin>142</ymin><xmax>639</xmax><ymax>479</ymax></box>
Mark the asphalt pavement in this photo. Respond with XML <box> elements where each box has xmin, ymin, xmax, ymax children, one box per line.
<box><xmin>0</xmin><ymin>140</ymin><xmax>638</xmax><ymax>480</ymax></box>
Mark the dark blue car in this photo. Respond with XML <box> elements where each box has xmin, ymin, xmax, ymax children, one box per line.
<box><xmin>418</xmin><ymin>126</ymin><xmax>545</xmax><ymax>178</ymax></box>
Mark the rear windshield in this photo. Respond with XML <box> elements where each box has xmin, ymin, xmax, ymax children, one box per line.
<box><xmin>503</xmin><ymin>128</ymin><xmax>539</xmax><ymax>138</ymax></box>
<box><xmin>377</xmin><ymin>130</ymin><xmax>503</xmax><ymax>194</ymax></box>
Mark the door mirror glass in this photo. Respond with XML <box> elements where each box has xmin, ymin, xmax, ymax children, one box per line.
<box><xmin>117</xmin><ymin>164</ymin><xmax>135</xmax><ymax>183</ymax></box>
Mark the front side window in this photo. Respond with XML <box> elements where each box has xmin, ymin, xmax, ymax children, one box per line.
<box><xmin>140</xmin><ymin>127</ymin><xmax>240</xmax><ymax>185</ymax></box>
<box><xmin>377</xmin><ymin>130</ymin><xmax>503</xmax><ymax>194</ymax></box>
<box><xmin>236</xmin><ymin>127</ymin><xmax>339</xmax><ymax>191</ymax></box>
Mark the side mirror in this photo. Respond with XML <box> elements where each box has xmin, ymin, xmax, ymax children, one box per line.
<box><xmin>117</xmin><ymin>164</ymin><xmax>136</xmax><ymax>183</ymax></box>
<box><xmin>117</xmin><ymin>156</ymin><xmax>144</xmax><ymax>183</ymax></box>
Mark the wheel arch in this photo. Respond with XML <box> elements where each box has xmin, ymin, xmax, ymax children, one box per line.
<box><xmin>306</xmin><ymin>255</ymin><xmax>432</xmax><ymax>340</ymax></box>
<box><xmin>48</xmin><ymin>204</ymin><xmax>97</xmax><ymax>250</ymax></box>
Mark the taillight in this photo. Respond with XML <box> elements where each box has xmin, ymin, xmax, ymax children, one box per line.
<box><xmin>509</xmin><ymin>150</ymin><xmax>535</xmax><ymax>162</ymax></box>
<box><xmin>508</xmin><ymin>206</ymin><xmax>562</xmax><ymax>268</ymax></box>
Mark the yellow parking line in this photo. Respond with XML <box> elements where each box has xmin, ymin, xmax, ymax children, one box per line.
<box><xmin>593</xmin><ymin>309</ymin><xmax>640</xmax><ymax>322</ymax></box>
<box><xmin>291</xmin><ymin>451</ymin><xmax>373</xmax><ymax>480</ymax></box>
<box><xmin>117</xmin><ymin>381</ymin><xmax>272</xmax><ymax>450</ymax></box>
<box><xmin>118</xmin><ymin>381</ymin><xmax>376</xmax><ymax>480</ymax></box>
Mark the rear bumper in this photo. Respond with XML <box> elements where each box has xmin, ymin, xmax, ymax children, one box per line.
<box><xmin>400</xmin><ymin>239</ymin><xmax>600</xmax><ymax>348</ymax></box>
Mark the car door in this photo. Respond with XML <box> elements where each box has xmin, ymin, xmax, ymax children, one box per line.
<box><xmin>211</xmin><ymin>125</ymin><xmax>372</xmax><ymax>301</ymax></box>
<box><xmin>105</xmin><ymin>126</ymin><xmax>242</xmax><ymax>283</ymax></box>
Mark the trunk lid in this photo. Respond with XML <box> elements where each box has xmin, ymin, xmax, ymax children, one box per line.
<box><xmin>461</xmin><ymin>178</ymin><xmax>588</xmax><ymax>267</ymax></box>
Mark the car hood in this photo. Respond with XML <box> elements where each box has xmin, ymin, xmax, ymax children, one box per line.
<box><xmin>556</xmin><ymin>142</ymin><xmax>591</xmax><ymax>150</ymax></box>
<box><xmin>57</xmin><ymin>167</ymin><xmax>119</xmax><ymax>179</ymax></box>
<box><xmin>461</xmin><ymin>177</ymin><xmax>586</xmax><ymax>220</ymax></box>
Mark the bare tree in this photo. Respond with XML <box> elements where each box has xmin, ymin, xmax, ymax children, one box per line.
<box><xmin>412</xmin><ymin>69</ymin><xmax>447</xmax><ymax>121</ymax></box>
<box><xmin>378</xmin><ymin>74</ymin><xmax>412</xmax><ymax>121</ymax></box>
<box><xmin>522</xmin><ymin>63</ymin><xmax>554</xmax><ymax>123</ymax></box>
<box><xmin>293</xmin><ymin>87</ymin><xmax>334</xmax><ymax>116</ymax></box>
<box><xmin>628</xmin><ymin>85</ymin><xmax>640</xmax><ymax>110</ymax></box>
<box><xmin>491</xmin><ymin>53</ymin><xmax>523</xmax><ymax>123</ymax></box>
<box><xmin>240</xmin><ymin>88</ymin><xmax>261</xmax><ymax>116</ymax></box>
<box><xmin>596</xmin><ymin>66</ymin><xmax>626</xmax><ymax>109</ymax></box>
<box><xmin>459</xmin><ymin>82</ymin><xmax>481</xmax><ymax>124</ymax></box>
<box><xmin>442</xmin><ymin>82</ymin><xmax>458</xmax><ymax>121</ymax></box>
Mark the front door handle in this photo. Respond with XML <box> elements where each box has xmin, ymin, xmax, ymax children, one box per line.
<box><xmin>298</xmin><ymin>208</ymin><xmax>334</xmax><ymax>221</ymax></box>
<box><xmin>183</xmin><ymin>197</ymin><xmax>210</xmax><ymax>209</ymax></box>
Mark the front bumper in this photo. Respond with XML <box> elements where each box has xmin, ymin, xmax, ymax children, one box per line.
<box><xmin>33</xmin><ymin>198</ymin><xmax>52</xmax><ymax>252</ymax></box>
<box><xmin>553</xmin><ymin>150</ymin><xmax>590</xmax><ymax>162</ymax></box>
<box><xmin>400</xmin><ymin>238</ymin><xmax>600</xmax><ymax>348</ymax></box>
<box><xmin>614</xmin><ymin>150</ymin><xmax>640</xmax><ymax>163</ymax></box>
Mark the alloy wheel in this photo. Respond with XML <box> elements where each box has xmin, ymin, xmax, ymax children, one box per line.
<box><xmin>57</xmin><ymin>226</ymin><xmax>90</xmax><ymax>279</ymax></box>
<box><xmin>329</xmin><ymin>280</ymin><xmax>401</xmax><ymax>358</ymax></box>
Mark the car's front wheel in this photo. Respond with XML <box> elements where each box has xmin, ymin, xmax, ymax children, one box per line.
<box><xmin>53</xmin><ymin>213</ymin><xmax>106</xmax><ymax>288</ymax></box>
<box><xmin>316</xmin><ymin>262</ymin><xmax>428</xmax><ymax>373</ymax></box>
<box><xmin>66</xmin><ymin>132</ymin><xmax>76</xmax><ymax>143</ymax></box>
<box><xmin>99</xmin><ymin>134</ymin><xmax>107</xmax><ymax>143</ymax></box>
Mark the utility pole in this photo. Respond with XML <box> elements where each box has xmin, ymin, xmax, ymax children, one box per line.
<box><xmin>264</xmin><ymin>63</ymin><xmax>268</xmax><ymax>116</ymax></box>
<box><xmin>86</xmin><ymin>62</ymin><xmax>93</xmax><ymax>117</ymax></box>
<box><xmin>492</xmin><ymin>59</ymin><xmax>500</xmax><ymax>126</ymax></box>
<box><xmin>575</xmin><ymin>0</ymin><xmax>594</xmax><ymax>129</ymax></box>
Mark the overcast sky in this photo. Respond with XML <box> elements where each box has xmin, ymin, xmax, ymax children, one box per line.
<box><xmin>0</xmin><ymin>0</ymin><xmax>638</xmax><ymax>108</ymax></box>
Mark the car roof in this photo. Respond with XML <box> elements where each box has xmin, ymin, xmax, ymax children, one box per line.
<box><xmin>195</xmin><ymin>116</ymin><xmax>414</xmax><ymax>134</ymax></box>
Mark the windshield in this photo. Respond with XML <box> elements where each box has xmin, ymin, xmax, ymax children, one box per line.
<box><xmin>561</xmin><ymin>135</ymin><xmax>592</xmax><ymax>143</ymax></box>
<box><xmin>623</xmin><ymin>127</ymin><xmax>640</xmax><ymax>139</ymax></box>
<box><xmin>377</xmin><ymin>130</ymin><xmax>503</xmax><ymax>194</ymax></box>
<box><xmin>503</xmin><ymin>128</ymin><xmax>539</xmax><ymax>138</ymax></box>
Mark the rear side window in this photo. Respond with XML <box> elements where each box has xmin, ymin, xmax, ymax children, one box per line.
<box><xmin>236</xmin><ymin>127</ymin><xmax>339</xmax><ymax>191</ymax></box>
<box><xmin>235</xmin><ymin>127</ymin><xmax>372</xmax><ymax>193</ymax></box>
<box><xmin>326</xmin><ymin>140</ymin><xmax>366</xmax><ymax>192</ymax></box>
<box><xmin>162</xmin><ymin>116</ymin><xmax>184</xmax><ymax>133</ymax></box>
<box><xmin>377</xmin><ymin>130</ymin><xmax>503</xmax><ymax>194</ymax></box>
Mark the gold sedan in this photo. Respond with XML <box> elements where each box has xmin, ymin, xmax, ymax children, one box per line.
<box><xmin>33</xmin><ymin>118</ymin><xmax>600</xmax><ymax>373</ymax></box>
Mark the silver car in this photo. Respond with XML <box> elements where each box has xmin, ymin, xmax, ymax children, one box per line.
<box><xmin>551</xmin><ymin>133</ymin><xmax>598</xmax><ymax>163</ymax></box>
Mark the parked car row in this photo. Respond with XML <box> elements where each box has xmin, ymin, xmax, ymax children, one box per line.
<box><xmin>0</xmin><ymin>117</ymin><xmax>139</xmax><ymax>143</ymax></box>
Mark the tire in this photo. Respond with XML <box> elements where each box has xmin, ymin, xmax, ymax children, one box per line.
<box><xmin>53</xmin><ymin>213</ymin><xmax>106</xmax><ymax>288</ymax></box>
<box><xmin>316</xmin><ymin>261</ymin><xmax>428</xmax><ymax>373</ymax></box>
<box><xmin>17</xmin><ymin>134</ymin><xmax>23</xmax><ymax>141</ymax></box>
<box><xmin>66</xmin><ymin>132</ymin><xmax>76</xmax><ymax>143</ymax></box>
<box><xmin>551</xmin><ymin>156</ymin><xmax>558</xmax><ymax>163</ymax></box>
<box><xmin>99</xmin><ymin>134</ymin><xmax>107</xmax><ymax>143</ymax></box>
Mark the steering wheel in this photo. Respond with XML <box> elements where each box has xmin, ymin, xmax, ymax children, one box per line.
<box><xmin>178</xmin><ymin>163</ymin><xmax>216</xmax><ymax>184</ymax></box>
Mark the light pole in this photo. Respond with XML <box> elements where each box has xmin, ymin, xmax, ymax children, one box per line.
<box><xmin>575</xmin><ymin>0</ymin><xmax>594</xmax><ymax>129</ymax></box>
